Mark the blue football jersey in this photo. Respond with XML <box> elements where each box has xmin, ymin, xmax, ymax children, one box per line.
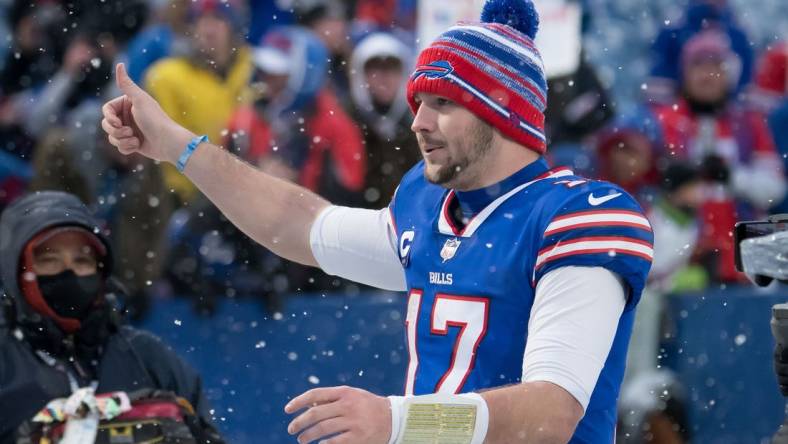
<box><xmin>389</xmin><ymin>158</ymin><xmax>653</xmax><ymax>443</ymax></box>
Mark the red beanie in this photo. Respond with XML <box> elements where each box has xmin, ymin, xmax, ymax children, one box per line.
<box><xmin>406</xmin><ymin>0</ymin><xmax>547</xmax><ymax>153</ymax></box>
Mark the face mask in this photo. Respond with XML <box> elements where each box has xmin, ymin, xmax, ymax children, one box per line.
<box><xmin>37</xmin><ymin>270</ymin><xmax>102</xmax><ymax>320</ymax></box>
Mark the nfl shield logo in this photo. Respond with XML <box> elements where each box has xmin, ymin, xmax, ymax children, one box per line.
<box><xmin>440</xmin><ymin>238</ymin><xmax>462</xmax><ymax>262</ymax></box>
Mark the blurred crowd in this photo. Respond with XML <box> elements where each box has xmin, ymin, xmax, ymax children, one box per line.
<box><xmin>0</xmin><ymin>0</ymin><xmax>786</xmax><ymax>323</ymax></box>
<box><xmin>0</xmin><ymin>0</ymin><xmax>422</xmax><ymax>318</ymax></box>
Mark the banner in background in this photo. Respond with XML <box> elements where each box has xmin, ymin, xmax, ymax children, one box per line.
<box><xmin>417</xmin><ymin>0</ymin><xmax>582</xmax><ymax>78</ymax></box>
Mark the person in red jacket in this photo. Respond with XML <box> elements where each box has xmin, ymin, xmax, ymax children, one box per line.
<box><xmin>651</xmin><ymin>30</ymin><xmax>786</xmax><ymax>282</ymax></box>
<box><xmin>226</xmin><ymin>25</ymin><xmax>366</xmax><ymax>205</ymax></box>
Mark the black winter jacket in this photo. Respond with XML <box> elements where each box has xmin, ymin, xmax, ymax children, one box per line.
<box><xmin>0</xmin><ymin>191</ymin><xmax>223</xmax><ymax>443</ymax></box>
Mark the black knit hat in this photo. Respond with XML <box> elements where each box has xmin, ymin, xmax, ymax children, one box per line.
<box><xmin>661</xmin><ymin>162</ymin><xmax>700</xmax><ymax>193</ymax></box>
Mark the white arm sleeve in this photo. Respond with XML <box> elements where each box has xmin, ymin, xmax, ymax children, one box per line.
<box><xmin>309</xmin><ymin>205</ymin><xmax>407</xmax><ymax>291</ymax></box>
<box><xmin>522</xmin><ymin>266</ymin><xmax>626</xmax><ymax>412</ymax></box>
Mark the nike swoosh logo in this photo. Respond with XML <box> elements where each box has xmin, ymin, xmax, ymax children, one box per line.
<box><xmin>588</xmin><ymin>192</ymin><xmax>622</xmax><ymax>206</ymax></box>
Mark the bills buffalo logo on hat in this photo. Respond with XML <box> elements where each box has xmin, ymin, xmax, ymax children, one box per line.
<box><xmin>412</xmin><ymin>61</ymin><xmax>455</xmax><ymax>81</ymax></box>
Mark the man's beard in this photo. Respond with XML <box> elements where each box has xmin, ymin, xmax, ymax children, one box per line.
<box><xmin>423</xmin><ymin>120</ymin><xmax>494</xmax><ymax>187</ymax></box>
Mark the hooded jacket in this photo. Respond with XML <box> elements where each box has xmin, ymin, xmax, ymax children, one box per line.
<box><xmin>0</xmin><ymin>192</ymin><xmax>115</xmax><ymax>332</ymax></box>
<box><xmin>0</xmin><ymin>191</ymin><xmax>222</xmax><ymax>443</ymax></box>
<box><xmin>349</xmin><ymin>33</ymin><xmax>412</xmax><ymax>142</ymax></box>
<box><xmin>649</xmin><ymin>0</ymin><xmax>754</xmax><ymax>95</ymax></box>
<box><xmin>347</xmin><ymin>33</ymin><xmax>421</xmax><ymax>208</ymax></box>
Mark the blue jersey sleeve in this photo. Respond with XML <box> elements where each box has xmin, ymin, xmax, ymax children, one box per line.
<box><xmin>388</xmin><ymin>161</ymin><xmax>426</xmax><ymax>225</ymax></box>
<box><xmin>533</xmin><ymin>182</ymin><xmax>654</xmax><ymax>308</ymax></box>
<box><xmin>388</xmin><ymin>161</ymin><xmax>427</xmax><ymax>265</ymax></box>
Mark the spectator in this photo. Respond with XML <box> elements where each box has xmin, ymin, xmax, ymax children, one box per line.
<box><xmin>27</xmin><ymin>111</ymin><xmax>174</xmax><ymax>320</ymax></box>
<box><xmin>619</xmin><ymin>162</ymin><xmax>700</xmax><ymax>444</ymax></box>
<box><xmin>22</xmin><ymin>31</ymin><xmax>119</xmax><ymax>138</ymax></box>
<box><xmin>348</xmin><ymin>32</ymin><xmax>420</xmax><ymax>207</ymax></box>
<box><xmin>545</xmin><ymin>57</ymin><xmax>614</xmax><ymax>147</ymax></box>
<box><xmin>619</xmin><ymin>164</ymin><xmax>700</xmax><ymax>444</ymax></box>
<box><xmin>594</xmin><ymin>110</ymin><xmax>662</xmax><ymax>205</ymax></box>
<box><xmin>226</xmin><ymin>25</ymin><xmax>366</xmax><ymax>202</ymax></box>
<box><xmin>0</xmin><ymin>0</ymin><xmax>63</xmax><ymax>97</ymax></box>
<box><xmin>751</xmin><ymin>41</ymin><xmax>788</xmax><ymax>213</ymax></box>
<box><xmin>0</xmin><ymin>0</ymin><xmax>147</xmax><ymax>210</ymax></box>
<box><xmin>617</xmin><ymin>164</ymin><xmax>701</xmax><ymax>444</ymax></box>
<box><xmin>144</xmin><ymin>0</ymin><xmax>252</xmax><ymax>204</ymax></box>
<box><xmin>651</xmin><ymin>30</ymin><xmax>786</xmax><ymax>282</ymax></box>
<box><xmin>647</xmin><ymin>162</ymin><xmax>708</xmax><ymax>293</ymax></box>
<box><xmin>538</xmin><ymin>0</ymin><xmax>614</xmax><ymax>175</ymax></box>
<box><xmin>0</xmin><ymin>0</ymin><xmax>67</xmax><ymax>173</ymax></box>
<box><xmin>293</xmin><ymin>0</ymin><xmax>353</xmax><ymax>105</ymax></box>
<box><xmin>647</xmin><ymin>0</ymin><xmax>754</xmax><ymax>103</ymax></box>
<box><xmin>18</xmin><ymin>0</ymin><xmax>148</xmax><ymax>138</ymax></box>
<box><xmin>0</xmin><ymin>191</ymin><xmax>223</xmax><ymax>443</ymax></box>
<box><xmin>123</xmin><ymin>0</ymin><xmax>191</xmax><ymax>83</ymax></box>
<box><xmin>0</xmin><ymin>1</ymin><xmax>51</xmax><ymax>203</ymax></box>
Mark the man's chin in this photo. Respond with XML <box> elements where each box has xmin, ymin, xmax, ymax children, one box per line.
<box><xmin>423</xmin><ymin>163</ymin><xmax>455</xmax><ymax>186</ymax></box>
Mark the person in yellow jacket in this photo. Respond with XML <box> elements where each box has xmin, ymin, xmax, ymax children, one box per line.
<box><xmin>144</xmin><ymin>0</ymin><xmax>252</xmax><ymax>204</ymax></box>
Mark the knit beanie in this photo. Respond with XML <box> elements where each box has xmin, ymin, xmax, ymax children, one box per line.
<box><xmin>406</xmin><ymin>0</ymin><xmax>548</xmax><ymax>153</ymax></box>
<box><xmin>661</xmin><ymin>162</ymin><xmax>700</xmax><ymax>193</ymax></box>
<box><xmin>680</xmin><ymin>29</ymin><xmax>742</xmax><ymax>86</ymax></box>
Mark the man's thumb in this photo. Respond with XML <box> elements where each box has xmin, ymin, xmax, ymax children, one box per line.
<box><xmin>115</xmin><ymin>63</ymin><xmax>143</xmax><ymax>99</ymax></box>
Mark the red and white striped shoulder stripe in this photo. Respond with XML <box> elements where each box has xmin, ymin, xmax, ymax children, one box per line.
<box><xmin>544</xmin><ymin>210</ymin><xmax>652</xmax><ymax>237</ymax></box>
<box><xmin>535</xmin><ymin>236</ymin><xmax>654</xmax><ymax>270</ymax></box>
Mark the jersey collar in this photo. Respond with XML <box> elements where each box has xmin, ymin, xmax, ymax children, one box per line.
<box><xmin>437</xmin><ymin>160</ymin><xmax>573</xmax><ymax>238</ymax></box>
<box><xmin>455</xmin><ymin>157</ymin><xmax>553</xmax><ymax>218</ymax></box>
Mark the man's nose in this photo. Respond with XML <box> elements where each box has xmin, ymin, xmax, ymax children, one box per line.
<box><xmin>411</xmin><ymin>104</ymin><xmax>437</xmax><ymax>134</ymax></box>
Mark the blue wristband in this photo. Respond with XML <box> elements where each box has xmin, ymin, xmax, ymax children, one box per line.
<box><xmin>176</xmin><ymin>135</ymin><xmax>209</xmax><ymax>172</ymax></box>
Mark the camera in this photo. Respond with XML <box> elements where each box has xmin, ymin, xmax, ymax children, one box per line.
<box><xmin>734</xmin><ymin>214</ymin><xmax>788</xmax><ymax>287</ymax></box>
<box><xmin>734</xmin><ymin>214</ymin><xmax>788</xmax><ymax>443</ymax></box>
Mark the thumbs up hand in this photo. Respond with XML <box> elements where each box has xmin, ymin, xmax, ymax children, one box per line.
<box><xmin>101</xmin><ymin>63</ymin><xmax>194</xmax><ymax>163</ymax></box>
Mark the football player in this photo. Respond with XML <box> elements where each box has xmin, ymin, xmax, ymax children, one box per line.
<box><xmin>100</xmin><ymin>0</ymin><xmax>653</xmax><ymax>442</ymax></box>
